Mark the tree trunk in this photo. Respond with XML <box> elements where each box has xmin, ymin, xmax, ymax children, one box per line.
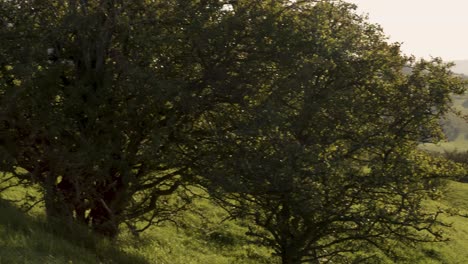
<box><xmin>89</xmin><ymin>199</ymin><xmax>119</xmax><ymax>238</ymax></box>
<box><xmin>44</xmin><ymin>188</ymin><xmax>73</xmax><ymax>222</ymax></box>
<box><xmin>44</xmin><ymin>174</ymin><xmax>90</xmax><ymax>233</ymax></box>
<box><xmin>44</xmin><ymin>174</ymin><xmax>74</xmax><ymax>224</ymax></box>
<box><xmin>280</xmin><ymin>248</ymin><xmax>303</xmax><ymax>264</ymax></box>
<box><xmin>88</xmin><ymin>177</ymin><xmax>128</xmax><ymax>238</ymax></box>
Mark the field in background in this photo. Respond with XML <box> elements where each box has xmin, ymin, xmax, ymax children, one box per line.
<box><xmin>422</xmin><ymin>93</ymin><xmax>468</xmax><ymax>152</ymax></box>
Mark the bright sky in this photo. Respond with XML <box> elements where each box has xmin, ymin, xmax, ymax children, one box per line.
<box><xmin>347</xmin><ymin>0</ymin><xmax>468</xmax><ymax>61</ymax></box>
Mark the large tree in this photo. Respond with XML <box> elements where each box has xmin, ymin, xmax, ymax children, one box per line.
<box><xmin>0</xmin><ymin>0</ymin><xmax>272</xmax><ymax>236</ymax></box>
<box><xmin>0</xmin><ymin>0</ymin><xmax>331</xmax><ymax>238</ymax></box>
<box><xmin>0</xmin><ymin>0</ymin><xmax>196</xmax><ymax>237</ymax></box>
<box><xmin>194</xmin><ymin>1</ymin><xmax>466</xmax><ymax>263</ymax></box>
<box><xmin>0</xmin><ymin>2</ymin><xmax>465</xmax><ymax>260</ymax></box>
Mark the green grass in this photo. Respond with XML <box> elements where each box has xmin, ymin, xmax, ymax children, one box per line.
<box><xmin>0</xmin><ymin>199</ymin><xmax>147</xmax><ymax>264</ymax></box>
<box><xmin>382</xmin><ymin>180</ymin><xmax>468</xmax><ymax>264</ymax></box>
<box><xmin>118</xmin><ymin>196</ymin><xmax>274</xmax><ymax>264</ymax></box>
<box><xmin>0</xmin><ymin>187</ymin><xmax>275</xmax><ymax>264</ymax></box>
<box><xmin>1</xmin><ymin>181</ymin><xmax>468</xmax><ymax>263</ymax></box>
<box><xmin>420</xmin><ymin>181</ymin><xmax>468</xmax><ymax>264</ymax></box>
<box><xmin>419</xmin><ymin>93</ymin><xmax>468</xmax><ymax>153</ymax></box>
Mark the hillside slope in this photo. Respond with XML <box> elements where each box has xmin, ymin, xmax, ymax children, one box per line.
<box><xmin>1</xmin><ymin>181</ymin><xmax>468</xmax><ymax>263</ymax></box>
<box><xmin>421</xmin><ymin>92</ymin><xmax>468</xmax><ymax>152</ymax></box>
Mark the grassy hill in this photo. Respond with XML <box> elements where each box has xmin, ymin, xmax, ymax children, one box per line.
<box><xmin>1</xmin><ymin>181</ymin><xmax>468</xmax><ymax>263</ymax></box>
<box><xmin>415</xmin><ymin>181</ymin><xmax>468</xmax><ymax>264</ymax></box>
<box><xmin>421</xmin><ymin>92</ymin><xmax>468</xmax><ymax>152</ymax></box>
<box><xmin>420</xmin><ymin>60</ymin><xmax>468</xmax><ymax>152</ymax></box>
<box><xmin>0</xmin><ymin>187</ymin><xmax>273</xmax><ymax>264</ymax></box>
<box><xmin>402</xmin><ymin>60</ymin><xmax>468</xmax><ymax>152</ymax></box>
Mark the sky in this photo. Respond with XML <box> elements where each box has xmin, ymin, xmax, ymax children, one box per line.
<box><xmin>346</xmin><ymin>0</ymin><xmax>468</xmax><ymax>61</ymax></box>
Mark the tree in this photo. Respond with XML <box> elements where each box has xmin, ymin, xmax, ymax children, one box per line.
<box><xmin>1</xmin><ymin>2</ymin><xmax>465</xmax><ymax>260</ymax></box>
<box><xmin>0</xmin><ymin>0</ymin><xmax>191</xmax><ymax>237</ymax></box>
<box><xmin>0</xmin><ymin>0</ymin><xmax>329</xmax><ymax>238</ymax></box>
<box><xmin>193</xmin><ymin>1</ymin><xmax>466</xmax><ymax>263</ymax></box>
<box><xmin>0</xmin><ymin>0</ymin><xmax>268</xmax><ymax>237</ymax></box>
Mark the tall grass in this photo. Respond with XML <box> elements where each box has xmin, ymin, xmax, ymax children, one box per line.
<box><xmin>1</xmin><ymin>181</ymin><xmax>468</xmax><ymax>263</ymax></box>
<box><xmin>0</xmin><ymin>199</ymin><xmax>148</xmax><ymax>264</ymax></box>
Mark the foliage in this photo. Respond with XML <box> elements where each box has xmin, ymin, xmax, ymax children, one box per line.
<box><xmin>0</xmin><ymin>0</ymin><xmax>466</xmax><ymax>262</ymax></box>
<box><xmin>0</xmin><ymin>0</ymin><xmax>244</xmax><ymax>237</ymax></box>
<box><xmin>1</xmin><ymin>0</ymin><xmax>179</xmax><ymax>237</ymax></box>
<box><xmin>443</xmin><ymin>150</ymin><xmax>468</xmax><ymax>182</ymax></box>
<box><xmin>191</xmin><ymin>1</ymin><xmax>466</xmax><ymax>263</ymax></box>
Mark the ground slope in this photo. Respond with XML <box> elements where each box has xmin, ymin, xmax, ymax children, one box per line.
<box><xmin>1</xmin><ymin>182</ymin><xmax>468</xmax><ymax>263</ymax></box>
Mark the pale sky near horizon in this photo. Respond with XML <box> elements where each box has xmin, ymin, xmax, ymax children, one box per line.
<box><xmin>346</xmin><ymin>0</ymin><xmax>468</xmax><ymax>61</ymax></box>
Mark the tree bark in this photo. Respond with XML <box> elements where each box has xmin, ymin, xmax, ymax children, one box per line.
<box><xmin>280</xmin><ymin>248</ymin><xmax>303</xmax><ymax>264</ymax></box>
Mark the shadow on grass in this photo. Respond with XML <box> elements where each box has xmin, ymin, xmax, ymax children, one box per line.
<box><xmin>0</xmin><ymin>199</ymin><xmax>148</xmax><ymax>264</ymax></box>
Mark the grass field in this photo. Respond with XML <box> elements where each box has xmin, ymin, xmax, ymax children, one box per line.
<box><xmin>1</xmin><ymin>180</ymin><xmax>468</xmax><ymax>263</ymax></box>
<box><xmin>0</xmin><ymin>185</ymin><xmax>274</xmax><ymax>264</ymax></box>
<box><xmin>413</xmin><ymin>181</ymin><xmax>468</xmax><ymax>264</ymax></box>
<box><xmin>422</xmin><ymin>93</ymin><xmax>468</xmax><ymax>153</ymax></box>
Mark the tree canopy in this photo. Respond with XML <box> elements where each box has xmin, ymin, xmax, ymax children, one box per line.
<box><xmin>0</xmin><ymin>0</ymin><xmax>465</xmax><ymax>262</ymax></box>
<box><xmin>191</xmin><ymin>1</ymin><xmax>466</xmax><ymax>263</ymax></box>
